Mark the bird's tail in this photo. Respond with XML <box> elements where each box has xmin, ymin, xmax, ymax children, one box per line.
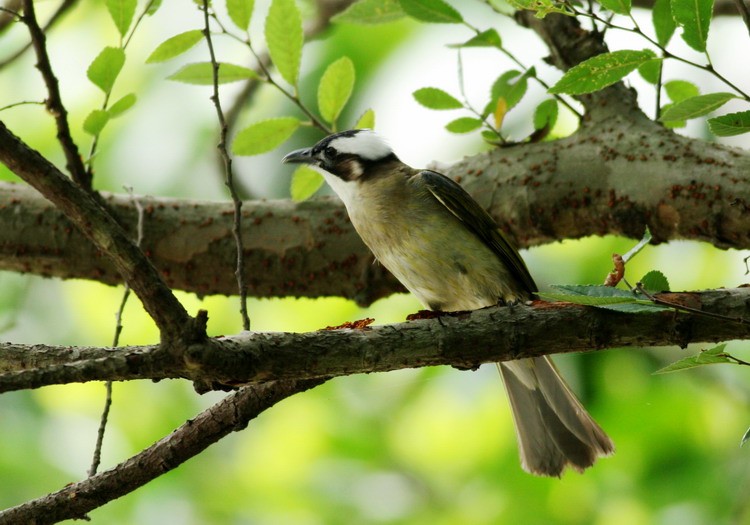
<box><xmin>498</xmin><ymin>356</ymin><xmax>614</xmax><ymax>477</ymax></box>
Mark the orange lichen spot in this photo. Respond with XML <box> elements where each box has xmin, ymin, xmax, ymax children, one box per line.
<box><xmin>321</xmin><ymin>317</ymin><xmax>375</xmax><ymax>330</ymax></box>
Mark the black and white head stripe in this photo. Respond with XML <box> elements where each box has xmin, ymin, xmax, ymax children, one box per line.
<box><xmin>312</xmin><ymin>129</ymin><xmax>394</xmax><ymax>161</ymax></box>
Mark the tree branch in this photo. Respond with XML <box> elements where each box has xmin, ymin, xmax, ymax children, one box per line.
<box><xmin>0</xmin><ymin>379</ymin><xmax>324</xmax><ymax>525</ymax></box>
<box><xmin>1</xmin><ymin>289</ymin><xmax>748</xmax><ymax>393</ymax></box>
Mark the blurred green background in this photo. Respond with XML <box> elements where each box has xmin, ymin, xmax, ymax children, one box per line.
<box><xmin>1</xmin><ymin>0</ymin><xmax>750</xmax><ymax>523</ymax></box>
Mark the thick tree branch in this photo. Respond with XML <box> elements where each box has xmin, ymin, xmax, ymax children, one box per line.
<box><xmin>1</xmin><ymin>289</ymin><xmax>748</xmax><ymax>393</ymax></box>
<box><xmin>0</xmin><ymin>122</ymin><xmax>197</xmax><ymax>342</ymax></box>
<box><xmin>0</xmin><ymin>379</ymin><xmax>324</xmax><ymax>525</ymax></box>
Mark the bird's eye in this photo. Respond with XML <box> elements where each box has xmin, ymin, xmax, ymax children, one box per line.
<box><xmin>325</xmin><ymin>147</ymin><xmax>336</xmax><ymax>157</ymax></box>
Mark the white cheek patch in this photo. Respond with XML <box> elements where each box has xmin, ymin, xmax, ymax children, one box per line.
<box><xmin>310</xmin><ymin>165</ymin><xmax>360</xmax><ymax>207</ymax></box>
<box><xmin>331</xmin><ymin>130</ymin><xmax>392</xmax><ymax>161</ymax></box>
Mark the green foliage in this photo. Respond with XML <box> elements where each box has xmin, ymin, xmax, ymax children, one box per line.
<box><xmin>87</xmin><ymin>47</ymin><xmax>126</xmax><ymax>94</ymax></box>
<box><xmin>652</xmin><ymin>0</ymin><xmax>676</xmax><ymax>46</ymax></box>
<box><xmin>332</xmin><ymin>0</ymin><xmax>405</xmax><ymax>24</ymax></box>
<box><xmin>533</xmin><ymin>99</ymin><xmax>558</xmax><ymax>130</ymax></box>
<box><xmin>290</xmin><ymin>165</ymin><xmax>325</xmax><ymax>201</ymax></box>
<box><xmin>639</xmin><ymin>270</ymin><xmax>670</xmax><ymax>293</ymax></box>
<box><xmin>622</xmin><ymin>226</ymin><xmax>652</xmax><ymax>263</ymax></box>
<box><xmin>145</xmin><ymin>30</ymin><xmax>204</xmax><ymax>63</ymax></box>
<box><xmin>265</xmin><ymin>0</ymin><xmax>303</xmax><ymax>87</ymax></box>
<box><xmin>318</xmin><ymin>57</ymin><xmax>356</xmax><ymax>127</ymax></box>
<box><xmin>637</xmin><ymin>58</ymin><xmax>661</xmax><ymax>85</ymax></box>
<box><xmin>490</xmin><ymin>69</ymin><xmax>532</xmax><ymax>112</ymax></box>
<box><xmin>413</xmin><ymin>87</ymin><xmax>463</xmax><ymax>109</ymax></box>
<box><xmin>354</xmin><ymin>108</ymin><xmax>376</xmax><ymax>129</ymax></box>
<box><xmin>167</xmin><ymin>62</ymin><xmax>257</xmax><ymax>84</ymax></box>
<box><xmin>447</xmin><ymin>29</ymin><xmax>502</xmax><ymax>49</ymax></box>
<box><xmin>549</xmin><ymin>50</ymin><xmax>654</xmax><ymax>95</ymax></box>
<box><xmin>653</xmin><ymin>344</ymin><xmax>732</xmax><ymax>374</ymax></box>
<box><xmin>399</xmin><ymin>0</ymin><xmax>463</xmax><ymax>24</ymax></box>
<box><xmin>598</xmin><ymin>0</ymin><xmax>631</xmax><ymax>16</ymax></box>
<box><xmin>708</xmin><ymin>111</ymin><xmax>750</xmax><ymax>136</ymax></box>
<box><xmin>108</xmin><ymin>93</ymin><xmax>137</xmax><ymax>117</ymax></box>
<box><xmin>226</xmin><ymin>0</ymin><xmax>255</xmax><ymax>31</ymax></box>
<box><xmin>105</xmin><ymin>0</ymin><xmax>137</xmax><ymax>37</ymax></box>
<box><xmin>445</xmin><ymin>117</ymin><xmax>482</xmax><ymax>133</ymax></box>
<box><xmin>543</xmin><ymin>284</ymin><xmax>671</xmax><ymax>313</ymax></box>
<box><xmin>659</xmin><ymin>93</ymin><xmax>736</xmax><ymax>122</ymax></box>
<box><xmin>664</xmin><ymin>80</ymin><xmax>700</xmax><ymax>102</ymax></box>
<box><xmin>671</xmin><ymin>0</ymin><xmax>714</xmax><ymax>52</ymax></box>
<box><xmin>232</xmin><ymin>117</ymin><xmax>301</xmax><ymax>155</ymax></box>
<box><xmin>83</xmin><ymin>109</ymin><xmax>111</xmax><ymax>136</ymax></box>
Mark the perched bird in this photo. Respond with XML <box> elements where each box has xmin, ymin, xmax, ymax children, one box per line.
<box><xmin>282</xmin><ymin>129</ymin><xmax>614</xmax><ymax>477</ymax></box>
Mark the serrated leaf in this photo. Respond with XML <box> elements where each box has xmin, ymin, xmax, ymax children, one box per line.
<box><xmin>232</xmin><ymin>117</ymin><xmax>300</xmax><ymax>156</ymax></box>
<box><xmin>505</xmin><ymin>0</ymin><xmax>569</xmax><ymax>17</ymax></box>
<box><xmin>638</xmin><ymin>58</ymin><xmax>661</xmax><ymax>85</ymax></box>
<box><xmin>708</xmin><ymin>111</ymin><xmax>750</xmax><ymax>137</ymax></box>
<box><xmin>354</xmin><ymin>108</ymin><xmax>375</xmax><ymax>129</ymax></box>
<box><xmin>105</xmin><ymin>0</ymin><xmax>136</xmax><ymax>37</ymax></box>
<box><xmin>640</xmin><ymin>270</ymin><xmax>670</xmax><ymax>292</ymax></box>
<box><xmin>167</xmin><ymin>62</ymin><xmax>258</xmax><ymax>84</ymax></box>
<box><xmin>659</xmin><ymin>92</ymin><xmax>736</xmax><ymax>121</ymax></box>
<box><xmin>318</xmin><ymin>56</ymin><xmax>355</xmax><ymax>125</ymax></box>
<box><xmin>109</xmin><ymin>93</ymin><xmax>136</xmax><ymax>117</ymax></box>
<box><xmin>413</xmin><ymin>87</ymin><xmax>463</xmax><ymax>110</ymax></box>
<box><xmin>533</xmin><ymin>99</ymin><xmax>558</xmax><ymax>130</ymax></box>
<box><xmin>445</xmin><ymin>117</ymin><xmax>482</xmax><ymax>133</ymax></box>
<box><xmin>654</xmin><ymin>344</ymin><xmax>731</xmax><ymax>374</ymax></box>
<box><xmin>671</xmin><ymin>0</ymin><xmax>714</xmax><ymax>52</ymax></box>
<box><xmin>146</xmin><ymin>30</ymin><xmax>204</xmax><ymax>63</ymax></box>
<box><xmin>622</xmin><ymin>226</ymin><xmax>652</xmax><ymax>263</ymax></box>
<box><xmin>332</xmin><ymin>0</ymin><xmax>405</xmax><ymax>24</ymax></box>
<box><xmin>447</xmin><ymin>29</ymin><xmax>502</xmax><ymax>48</ymax></box>
<box><xmin>490</xmin><ymin>69</ymin><xmax>532</xmax><ymax>111</ymax></box>
<box><xmin>546</xmin><ymin>284</ymin><xmax>671</xmax><ymax>312</ymax></box>
<box><xmin>664</xmin><ymin>80</ymin><xmax>700</xmax><ymax>102</ymax></box>
<box><xmin>548</xmin><ymin>50</ymin><xmax>653</xmax><ymax>95</ymax></box>
<box><xmin>83</xmin><ymin>109</ymin><xmax>110</xmax><ymax>136</ymax></box>
<box><xmin>290</xmin><ymin>165</ymin><xmax>324</xmax><ymax>201</ymax></box>
<box><xmin>87</xmin><ymin>47</ymin><xmax>126</xmax><ymax>94</ymax></box>
<box><xmin>227</xmin><ymin>0</ymin><xmax>255</xmax><ymax>30</ymax></box>
<box><xmin>265</xmin><ymin>0</ymin><xmax>303</xmax><ymax>87</ymax></box>
<box><xmin>652</xmin><ymin>0</ymin><xmax>676</xmax><ymax>46</ymax></box>
<box><xmin>400</xmin><ymin>0</ymin><xmax>463</xmax><ymax>23</ymax></box>
<box><xmin>660</xmin><ymin>103</ymin><xmax>687</xmax><ymax>128</ymax></box>
<box><xmin>598</xmin><ymin>0</ymin><xmax>631</xmax><ymax>15</ymax></box>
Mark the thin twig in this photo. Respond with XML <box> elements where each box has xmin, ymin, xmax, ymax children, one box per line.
<box><xmin>21</xmin><ymin>0</ymin><xmax>89</xmax><ymax>188</ymax></box>
<box><xmin>0</xmin><ymin>100</ymin><xmax>43</xmax><ymax>112</ymax></box>
<box><xmin>88</xmin><ymin>187</ymin><xmax>144</xmax><ymax>477</ymax></box>
<box><xmin>636</xmin><ymin>282</ymin><xmax>749</xmax><ymax>324</ymax></box>
<box><xmin>202</xmin><ymin>1</ymin><xmax>251</xmax><ymax>331</ymax></box>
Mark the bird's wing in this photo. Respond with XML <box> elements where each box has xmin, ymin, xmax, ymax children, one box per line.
<box><xmin>419</xmin><ymin>169</ymin><xmax>537</xmax><ymax>295</ymax></box>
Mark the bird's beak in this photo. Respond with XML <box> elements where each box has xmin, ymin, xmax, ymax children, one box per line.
<box><xmin>282</xmin><ymin>147</ymin><xmax>315</xmax><ymax>165</ymax></box>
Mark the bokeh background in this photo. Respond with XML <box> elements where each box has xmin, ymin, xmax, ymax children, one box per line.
<box><xmin>1</xmin><ymin>0</ymin><xmax>750</xmax><ymax>523</ymax></box>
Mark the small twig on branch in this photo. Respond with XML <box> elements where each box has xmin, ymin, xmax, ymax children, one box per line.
<box><xmin>0</xmin><ymin>379</ymin><xmax>325</xmax><ymax>525</ymax></box>
<box><xmin>635</xmin><ymin>282</ymin><xmax>749</xmax><ymax>325</ymax></box>
<box><xmin>202</xmin><ymin>0</ymin><xmax>251</xmax><ymax>331</ymax></box>
<box><xmin>20</xmin><ymin>0</ymin><xmax>89</xmax><ymax>189</ymax></box>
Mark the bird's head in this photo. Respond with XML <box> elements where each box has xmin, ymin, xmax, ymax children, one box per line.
<box><xmin>282</xmin><ymin>129</ymin><xmax>399</xmax><ymax>185</ymax></box>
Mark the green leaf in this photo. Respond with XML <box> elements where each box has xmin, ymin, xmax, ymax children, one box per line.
<box><xmin>548</xmin><ymin>50</ymin><xmax>653</xmax><ymax>95</ymax></box>
<box><xmin>399</xmin><ymin>0</ymin><xmax>463</xmax><ymax>23</ymax></box>
<box><xmin>167</xmin><ymin>62</ymin><xmax>258</xmax><ymax>84</ymax></box>
<box><xmin>227</xmin><ymin>0</ymin><xmax>255</xmax><ymax>30</ymax></box>
<box><xmin>490</xmin><ymin>69</ymin><xmax>532</xmax><ymax>112</ymax></box>
<box><xmin>332</xmin><ymin>0</ymin><xmax>405</xmax><ymax>24</ymax></box>
<box><xmin>664</xmin><ymin>80</ymin><xmax>699</xmax><ymax>102</ymax></box>
<box><xmin>318</xmin><ymin>56</ymin><xmax>356</xmax><ymax>125</ymax></box>
<box><xmin>622</xmin><ymin>226</ymin><xmax>651</xmax><ymax>263</ymax></box>
<box><xmin>653</xmin><ymin>344</ymin><xmax>731</xmax><ymax>374</ymax></box>
<box><xmin>640</xmin><ymin>270</ymin><xmax>670</xmax><ymax>293</ymax></box>
<box><xmin>145</xmin><ymin>30</ymin><xmax>204</xmax><ymax>63</ymax></box>
<box><xmin>265</xmin><ymin>0</ymin><xmax>303</xmax><ymax>87</ymax></box>
<box><xmin>638</xmin><ymin>57</ymin><xmax>661</xmax><ymax>85</ymax></box>
<box><xmin>291</xmin><ymin>165</ymin><xmax>324</xmax><ymax>201</ymax></box>
<box><xmin>660</xmin><ymin>103</ymin><xmax>687</xmax><ymax>128</ymax></box>
<box><xmin>354</xmin><ymin>108</ymin><xmax>376</xmax><ymax>129</ymax></box>
<box><xmin>413</xmin><ymin>87</ymin><xmax>463</xmax><ymax>110</ymax></box>
<box><xmin>545</xmin><ymin>284</ymin><xmax>670</xmax><ymax>312</ymax></box>
<box><xmin>146</xmin><ymin>0</ymin><xmax>163</xmax><ymax>15</ymax></box>
<box><xmin>447</xmin><ymin>29</ymin><xmax>502</xmax><ymax>48</ymax></box>
<box><xmin>741</xmin><ymin>426</ymin><xmax>750</xmax><ymax>447</ymax></box>
<box><xmin>598</xmin><ymin>0</ymin><xmax>631</xmax><ymax>15</ymax></box>
<box><xmin>445</xmin><ymin>117</ymin><xmax>482</xmax><ymax>133</ymax></box>
<box><xmin>105</xmin><ymin>0</ymin><xmax>136</xmax><ymax>37</ymax></box>
<box><xmin>87</xmin><ymin>47</ymin><xmax>126</xmax><ymax>94</ymax></box>
<box><xmin>505</xmin><ymin>0</ymin><xmax>569</xmax><ymax>17</ymax></box>
<box><xmin>83</xmin><ymin>109</ymin><xmax>110</xmax><ymax>136</ymax></box>
<box><xmin>108</xmin><ymin>93</ymin><xmax>137</xmax><ymax>117</ymax></box>
<box><xmin>542</xmin><ymin>292</ymin><xmax>637</xmax><ymax>306</ymax></box>
<box><xmin>708</xmin><ymin>111</ymin><xmax>750</xmax><ymax>137</ymax></box>
<box><xmin>232</xmin><ymin>117</ymin><xmax>300</xmax><ymax>156</ymax></box>
<box><xmin>671</xmin><ymin>0</ymin><xmax>714</xmax><ymax>52</ymax></box>
<box><xmin>659</xmin><ymin>92</ymin><xmax>736</xmax><ymax>121</ymax></box>
<box><xmin>533</xmin><ymin>99</ymin><xmax>558</xmax><ymax>130</ymax></box>
<box><xmin>652</xmin><ymin>0</ymin><xmax>676</xmax><ymax>46</ymax></box>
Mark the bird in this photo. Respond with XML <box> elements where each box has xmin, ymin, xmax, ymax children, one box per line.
<box><xmin>282</xmin><ymin>129</ymin><xmax>614</xmax><ymax>477</ymax></box>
